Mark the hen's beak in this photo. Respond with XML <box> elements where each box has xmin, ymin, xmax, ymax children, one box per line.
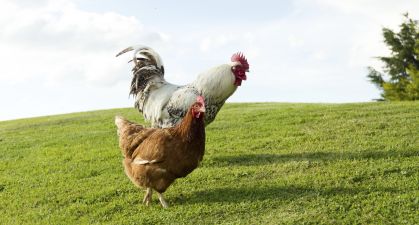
<box><xmin>199</xmin><ymin>106</ymin><xmax>206</xmax><ymax>113</ymax></box>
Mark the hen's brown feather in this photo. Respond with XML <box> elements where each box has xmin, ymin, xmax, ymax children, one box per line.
<box><xmin>115</xmin><ymin>103</ymin><xmax>205</xmax><ymax>194</ymax></box>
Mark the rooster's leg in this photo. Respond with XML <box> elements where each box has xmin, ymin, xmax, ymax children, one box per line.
<box><xmin>142</xmin><ymin>187</ymin><xmax>153</xmax><ymax>206</ymax></box>
<box><xmin>157</xmin><ymin>192</ymin><xmax>169</xmax><ymax>208</ymax></box>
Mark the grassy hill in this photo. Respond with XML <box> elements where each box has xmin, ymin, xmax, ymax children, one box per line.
<box><xmin>0</xmin><ymin>102</ymin><xmax>418</xmax><ymax>224</ymax></box>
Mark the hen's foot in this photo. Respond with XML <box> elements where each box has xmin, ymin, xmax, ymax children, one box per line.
<box><xmin>142</xmin><ymin>187</ymin><xmax>153</xmax><ymax>206</ymax></box>
<box><xmin>157</xmin><ymin>192</ymin><xmax>169</xmax><ymax>208</ymax></box>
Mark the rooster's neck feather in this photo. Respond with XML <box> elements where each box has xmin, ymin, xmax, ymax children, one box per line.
<box><xmin>191</xmin><ymin>64</ymin><xmax>237</xmax><ymax>102</ymax></box>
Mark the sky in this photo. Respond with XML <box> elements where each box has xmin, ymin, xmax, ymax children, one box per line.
<box><xmin>0</xmin><ymin>0</ymin><xmax>418</xmax><ymax>121</ymax></box>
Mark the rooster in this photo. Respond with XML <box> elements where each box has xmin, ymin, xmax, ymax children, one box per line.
<box><xmin>116</xmin><ymin>45</ymin><xmax>249</xmax><ymax>128</ymax></box>
<box><xmin>115</xmin><ymin>96</ymin><xmax>206</xmax><ymax>208</ymax></box>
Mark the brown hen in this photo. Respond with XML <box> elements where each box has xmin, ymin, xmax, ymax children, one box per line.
<box><xmin>115</xmin><ymin>96</ymin><xmax>206</xmax><ymax>207</ymax></box>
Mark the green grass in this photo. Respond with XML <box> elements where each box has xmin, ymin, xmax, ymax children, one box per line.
<box><xmin>0</xmin><ymin>102</ymin><xmax>418</xmax><ymax>224</ymax></box>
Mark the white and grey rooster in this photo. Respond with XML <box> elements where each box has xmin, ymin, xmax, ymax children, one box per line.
<box><xmin>116</xmin><ymin>45</ymin><xmax>249</xmax><ymax>128</ymax></box>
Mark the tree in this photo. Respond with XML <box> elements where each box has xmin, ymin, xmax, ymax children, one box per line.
<box><xmin>367</xmin><ymin>13</ymin><xmax>419</xmax><ymax>101</ymax></box>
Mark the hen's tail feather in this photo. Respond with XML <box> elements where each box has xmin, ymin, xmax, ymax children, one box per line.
<box><xmin>115</xmin><ymin>116</ymin><xmax>147</xmax><ymax>158</ymax></box>
<box><xmin>115</xmin><ymin>115</ymin><xmax>128</xmax><ymax>131</ymax></box>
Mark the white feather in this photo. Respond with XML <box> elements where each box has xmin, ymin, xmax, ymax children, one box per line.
<box><xmin>141</xmin><ymin>82</ymin><xmax>179</xmax><ymax>126</ymax></box>
<box><xmin>133</xmin><ymin>159</ymin><xmax>160</xmax><ymax>165</ymax></box>
<box><xmin>193</xmin><ymin>63</ymin><xmax>238</xmax><ymax>102</ymax></box>
<box><xmin>142</xmin><ymin>63</ymin><xmax>239</xmax><ymax>127</ymax></box>
<box><xmin>129</xmin><ymin>45</ymin><xmax>163</xmax><ymax>69</ymax></box>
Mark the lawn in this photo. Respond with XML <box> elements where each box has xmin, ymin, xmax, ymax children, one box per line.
<box><xmin>0</xmin><ymin>102</ymin><xmax>418</xmax><ymax>224</ymax></box>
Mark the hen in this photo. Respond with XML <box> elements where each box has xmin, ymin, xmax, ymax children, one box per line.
<box><xmin>115</xmin><ymin>96</ymin><xmax>206</xmax><ymax>207</ymax></box>
<box><xmin>116</xmin><ymin>45</ymin><xmax>249</xmax><ymax>128</ymax></box>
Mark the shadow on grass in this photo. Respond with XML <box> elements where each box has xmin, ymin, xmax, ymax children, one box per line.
<box><xmin>177</xmin><ymin>185</ymin><xmax>402</xmax><ymax>205</ymax></box>
<box><xmin>205</xmin><ymin>150</ymin><xmax>418</xmax><ymax>167</ymax></box>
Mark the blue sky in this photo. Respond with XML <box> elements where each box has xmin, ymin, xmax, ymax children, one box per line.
<box><xmin>0</xmin><ymin>0</ymin><xmax>418</xmax><ymax>121</ymax></box>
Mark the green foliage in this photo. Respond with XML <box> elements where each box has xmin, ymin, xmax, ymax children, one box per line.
<box><xmin>0</xmin><ymin>103</ymin><xmax>418</xmax><ymax>224</ymax></box>
<box><xmin>367</xmin><ymin>13</ymin><xmax>419</xmax><ymax>100</ymax></box>
<box><xmin>405</xmin><ymin>61</ymin><xmax>419</xmax><ymax>99</ymax></box>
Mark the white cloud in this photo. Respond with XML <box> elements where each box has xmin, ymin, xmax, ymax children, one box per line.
<box><xmin>311</xmin><ymin>0</ymin><xmax>417</xmax><ymax>26</ymax></box>
<box><xmin>0</xmin><ymin>0</ymin><xmax>169</xmax><ymax>120</ymax></box>
<box><xmin>1</xmin><ymin>0</ymin><xmax>418</xmax><ymax>120</ymax></box>
<box><xmin>0</xmin><ymin>0</ymin><xmax>167</xmax><ymax>86</ymax></box>
<box><xmin>171</xmin><ymin>0</ymin><xmax>417</xmax><ymax>103</ymax></box>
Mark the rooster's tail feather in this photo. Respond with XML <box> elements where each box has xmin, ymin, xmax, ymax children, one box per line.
<box><xmin>117</xmin><ymin>45</ymin><xmax>167</xmax><ymax>114</ymax></box>
<box><xmin>116</xmin><ymin>45</ymin><xmax>164</xmax><ymax>73</ymax></box>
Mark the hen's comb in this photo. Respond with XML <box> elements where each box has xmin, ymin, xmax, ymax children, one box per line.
<box><xmin>196</xmin><ymin>96</ymin><xmax>205</xmax><ymax>106</ymax></box>
<box><xmin>231</xmin><ymin>52</ymin><xmax>249</xmax><ymax>70</ymax></box>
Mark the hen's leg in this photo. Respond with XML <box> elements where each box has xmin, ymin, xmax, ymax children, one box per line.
<box><xmin>142</xmin><ymin>187</ymin><xmax>153</xmax><ymax>206</ymax></box>
<box><xmin>157</xmin><ymin>192</ymin><xmax>169</xmax><ymax>208</ymax></box>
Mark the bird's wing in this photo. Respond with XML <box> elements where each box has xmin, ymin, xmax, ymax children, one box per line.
<box><xmin>115</xmin><ymin>116</ymin><xmax>159</xmax><ymax>158</ymax></box>
<box><xmin>131</xmin><ymin>129</ymin><xmax>174</xmax><ymax>163</ymax></box>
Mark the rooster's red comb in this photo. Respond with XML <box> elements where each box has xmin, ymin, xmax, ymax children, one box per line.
<box><xmin>231</xmin><ymin>52</ymin><xmax>249</xmax><ymax>70</ymax></box>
